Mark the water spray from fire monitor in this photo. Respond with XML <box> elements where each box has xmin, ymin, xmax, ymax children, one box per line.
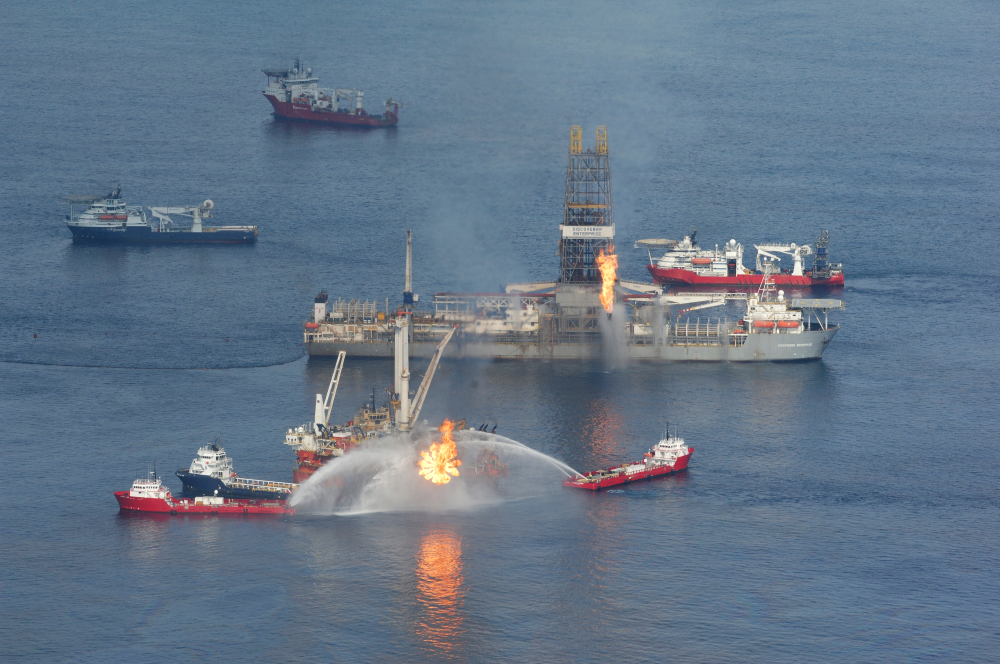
<box><xmin>289</xmin><ymin>428</ymin><xmax>579</xmax><ymax>515</ymax></box>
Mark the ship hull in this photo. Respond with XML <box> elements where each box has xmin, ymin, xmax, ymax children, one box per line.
<box><xmin>114</xmin><ymin>491</ymin><xmax>292</xmax><ymax>515</ymax></box>
<box><xmin>563</xmin><ymin>451</ymin><xmax>693</xmax><ymax>490</ymax></box>
<box><xmin>68</xmin><ymin>224</ymin><xmax>256</xmax><ymax>244</ymax></box>
<box><xmin>264</xmin><ymin>94</ymin><xmax>398</xmax><ymax>126</ymax></box>
<box><xmin>293</xmin><ymin>448</ymin><xmax>348</xmax><ymax>483</ymax></box>
<box><xmin>305</xmin><ymin>327</ymin><xmax>839</xmax><ymax>362</ymax></box>
<box><xmin>647</xmin><ymin>265</ymin><xmax>844</xmax><ymax>287</ymax></box>
<box><xmin>175</xmin><ymin>470</ymin><xmax>290</xmax><ymax>502</ymax></box>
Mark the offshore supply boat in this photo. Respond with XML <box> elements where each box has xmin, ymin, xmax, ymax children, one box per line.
<box><xmin>563</xmin><ymin>429</ymin><xmax>693</xmax><ymax>491</ymax></box>
<box><xmin>115</xmin><ymin>473</ymin><xmax>293</xmax><ymax>515</ymax></box>
<box><xmin>62</xmin><ymin>186</ymin><xmax>257</xmax><ymax>244</ymax></box>
<box><xmin>262</xmin><ymin>59</ymin><xmax>401</xmax><ymax>127</ymax></box>
<box><xmin>176</xmin><ymin>443</ymin><xmax>298</xmax><ymax>501</ymax></box>
<box><xmin>640</xmin><ymin>229</ymin><xmax>844</xmax><ymax>287</ymax></box>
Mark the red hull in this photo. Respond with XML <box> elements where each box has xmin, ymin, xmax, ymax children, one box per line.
<box><xmin>647</xmin><ymin>265</ymin><xmax>844</xmax><ymax>287</ymax></box>
<box><xmin>563</xmin><ymin>451</ymin><xmax>692</xmax><ymax>490</ymax></box>
<box><xmin>293</xmin><ymin>446</ymin><xmax>358</xmax><ymax>483</ymax></box>
<box><xmin>264</xmin><ymin>94</ymin><xmax>398</xmax><ymax>126</ymax></box>
<box><xmin>114</xmin><ymin>491</ymin><xmax>293</xmax><ymax>515</ymax></box>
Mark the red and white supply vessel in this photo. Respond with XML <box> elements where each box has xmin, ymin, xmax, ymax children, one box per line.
<box><xmin>640</xmin><ymin>229</ymin><xmax>844</xmax><ymax>287</ymax></box>
<box><xmin>262</xmin><ymin>59</ymin><xmax>401</xmax><ymax>127</ymax></box>
<box><xmin>563</xmin><ymin>428</ymin><xmax>693</xmax><ymax>491</ymax></box>
<box><xmin>115</xmin><ymin>473</ymin><xmax>293</xmax><ymax>515</ymax></box>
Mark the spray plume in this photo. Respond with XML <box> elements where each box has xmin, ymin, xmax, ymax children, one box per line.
<box><xmin>419</xmin><ymin>419</ymin><xmax>462</xmax><ymax>484</ymax></box>
<box><xmin>289</xmin><ymin>431</ymin><xmax>580</xmax><ymax>515</ymax></box>
<box><xmin>596</xmin><ymin>249</ymin><xmax>618</xmax><ymax>313</ymax></box>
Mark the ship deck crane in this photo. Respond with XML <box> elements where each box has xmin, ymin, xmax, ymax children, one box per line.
<box><xmin>753</xmin><ymin>243</ymin><xmax>813</xmax><ymax>275</ymax></box>
<box><xmin>313</xmin><ymin>351</ymin><xmax>346</xmax><ymax>433</ymax></box>
<box><xmin>149</xmin><ymin>200</ymin><xmax>214</xmax><ymax>233</ymax></box>
<box><xmin>406</xmin><ymin>326</ymin><xmax>457</xmax><ymax>429</ymax></box>
<box><xmin>334</xmin><ymin>88</ymin><xmax>364</xmax><ymax>114</ymax></box>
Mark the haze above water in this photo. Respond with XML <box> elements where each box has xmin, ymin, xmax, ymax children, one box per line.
<box><xmin>2</xmin><ymin>0</ymin><xmax>998</xmax><ymax>661</ymax></box>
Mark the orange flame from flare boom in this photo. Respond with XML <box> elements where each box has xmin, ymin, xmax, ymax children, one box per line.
<box><xmin>418</xmin><ymin>419</ymin><xmax>462</xmax><ymax>485</ymax></box>
<box><xmin>595</xmin><ymin>249</ymin><xmax>618</xmax><ymax>313</ymax></box>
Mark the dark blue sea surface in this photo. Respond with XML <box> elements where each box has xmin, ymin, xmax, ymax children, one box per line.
<box><xmin>2</xmin><ymin>0</ymin><xmax>999</xmax><ymax>661</ymax></box>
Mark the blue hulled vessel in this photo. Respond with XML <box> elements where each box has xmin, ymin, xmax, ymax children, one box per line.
<box><xmin>62</xmin><ymin>186</ymin><xmax>257</xmax><ymax>244</ymax></box>
<box><xmin>176</xmin><ymin>443</ymin><xmax>297</xmax><ymax>501</ymax></box>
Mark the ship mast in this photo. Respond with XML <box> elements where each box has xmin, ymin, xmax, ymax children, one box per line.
<box><xmin>393</xmin><ymin>230</ymin><xmax>453</xmax><ymax>431</ymax></box>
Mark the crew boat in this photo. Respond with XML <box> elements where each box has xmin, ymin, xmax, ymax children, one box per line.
<box><xmin>563</xmin><ymin>428</ymin><xmax>693</xmax><ymax>491</ymax></box>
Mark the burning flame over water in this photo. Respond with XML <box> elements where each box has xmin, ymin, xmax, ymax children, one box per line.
<box><xmin>418</xmin><ymin>419</ymin><xmax>462</xmax><ymax>484</ymax></box>
<box><xmin>596</xmin><ymin>249</ymin><xmax>618</xmax><ymax>313</ymax></box>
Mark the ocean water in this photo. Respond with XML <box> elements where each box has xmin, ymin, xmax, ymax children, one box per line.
<box><xmin>2</xmin><ymin>0</ymin><xmax>999</xmax><ymax>661</ymax></box>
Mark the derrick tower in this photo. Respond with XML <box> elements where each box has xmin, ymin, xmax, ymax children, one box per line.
<box><xmin>559</xmin><ymin>125</ymin><xmax>614</xmax><ymax>283</ymax></box>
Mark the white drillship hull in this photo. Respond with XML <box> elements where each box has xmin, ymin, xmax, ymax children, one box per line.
<box><xmin>304</xmin><ymin>326</ymin><xmax>838</xmax><ymax>362</ymax></box>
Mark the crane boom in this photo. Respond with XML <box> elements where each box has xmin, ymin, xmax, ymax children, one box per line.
<box><xmin>313</xmin><ymin>350</ymin><xmax>346</xmax><ymax>433</ymax></box>
<box><xmin>407</xmin><ymin>326</ymin><xmax>456</xmax><ymax>427</ymax></box>
<box><xmin>322</xmin><ymin>351</ymin><xmax>346</xmax><ymax>426</ymax></box>
<box><xmin>754</xmin><ymin>243</ymin><xmax>813</xmax><ymax>275</ymax></box>
<box><xmin>149</xmin><ymin>201</ymin><xmax>214</xmax><ymax>233</ymax></box>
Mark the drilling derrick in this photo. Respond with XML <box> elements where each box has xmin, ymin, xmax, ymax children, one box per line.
<box><xmin>559</xmin><ymin>125</ymin><xmax>614</xmax><ymax>283</ymax></box>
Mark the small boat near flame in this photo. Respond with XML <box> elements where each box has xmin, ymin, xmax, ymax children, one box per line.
<box><xmin>563</xmin><ymin>429</ymin><xmax>693</xmax><ymax>491</ymax></box>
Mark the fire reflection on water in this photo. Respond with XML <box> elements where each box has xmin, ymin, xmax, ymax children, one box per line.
<box><xmin>581</xmin><ymin>398</ymin><xmax>629</xmax><ymax>461</ymax></box>
<box><xmin>415</xmin><ymin>529</ymin><xmax>465</xmax><ymax>656</ymax></box>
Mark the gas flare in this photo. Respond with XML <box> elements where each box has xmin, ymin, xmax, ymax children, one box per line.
<box><xmin>418</xmin><ymin>419</ymin><xmax>462</xmax><ymax>485</ymax></box>
<box><xmin>595</xmin><ymin>249</ymin><xmax>618</xmax><ymax>313</ymax></box>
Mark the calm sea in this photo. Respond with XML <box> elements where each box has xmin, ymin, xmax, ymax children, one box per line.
<box><xmin>2</xmin><ymin>0</ymin><xmax>998</xmax><ymax>661</ymax></box>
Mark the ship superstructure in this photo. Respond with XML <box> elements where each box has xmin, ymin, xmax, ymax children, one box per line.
<box><xmin>175</xmin><ymin>442</ymin><xmax>298</xmax><ymax>501</ymax></box>
<box><xmin>62</xmin><ymin>186</ymin><xmax>257</xmax><ymax>244</ymax></box>
<box><xmin>262</xmin><ymin>59</ymin><xmax>400</xmax><ymax>127</ymax></box>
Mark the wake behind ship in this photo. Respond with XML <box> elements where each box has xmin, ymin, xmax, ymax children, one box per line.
<box><xmin>63</xmin><ymin>186</ymin><xmax>257</xmax><ymax>244</ymax></box>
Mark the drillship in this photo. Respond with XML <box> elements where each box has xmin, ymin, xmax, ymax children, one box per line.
<box><xmin>62</xmin><ymin>186</ymin><xmax>257</xmax><ymax>244</ymax></box>
<box><xmin>262</xmin><ymin>59</ymin><xmax>401</xmax><ymax>127</ymax></box>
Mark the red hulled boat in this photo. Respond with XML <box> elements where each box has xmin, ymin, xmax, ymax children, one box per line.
<box><xmin>262</xmin><ymin>59</ymin><xmax>400</xmax><ymax>127</ymax></box>
<box><xmin>115</xmin><ymin>474</ymin><xmax>293</xmax><ymax>515</ymax></box>
<box><xmin>563</xmin><ymin>431</ymin><xmax>693</xmax><ymax>491</ymax></box>
<box><xmin>640</xmin><ymin>230</ymin><xmax>844</xmax><ymax>287</ymax></box>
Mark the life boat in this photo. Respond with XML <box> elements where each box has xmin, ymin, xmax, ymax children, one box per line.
<box><xmin>304</xmin><ymin>322</ymin><xmax>320</xmax><ymax>329</ymax></box>
<box><xmin>753</xmin><ymin>320</ymin><xmax>776</xmax><ymax>329</ymax></box>
<box><xmin>691</xmin><ymin>257</ymin><xmax>712</xmax><ymax>265</ymax></box>
<box><xmin>99</xmin><ymin>215</ymin><xmax>115</xmax><ymax>220</ymax></box>
<box><xmin>115</xmin><ymin>214</ymin><xmax>128</xmax><ymax>220</ymax></box>
<box><xmin>777</xmin><ymin>320</ymin><xmax>800</xmax><ymax>328</ymax></box>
